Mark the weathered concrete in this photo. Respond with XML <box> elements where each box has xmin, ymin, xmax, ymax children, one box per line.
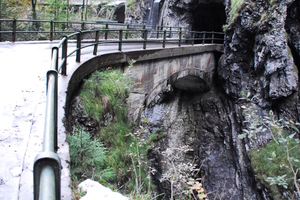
<box><xmin>130</xmin><ymin>52</ymin><xmax>217</xmax><ymax>108</ymax></box>
<box><xmin>64</xmin><ymin>44</ymin><xmax>223</xmax><ymax>123</ymax></box>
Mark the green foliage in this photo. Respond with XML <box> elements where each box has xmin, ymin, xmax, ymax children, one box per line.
<box><xmin>249</xmin><ymin>131</ymin><xmax>300</xmax><ymax>198</ymax></box>
<box><xmin>99</xmin><ymin>123</ymin><xmax>155</xmax><ymax>194</ymax></box>
<box><xmin>0</xmin><ymin>0</ymin><xmax>30</xmax><ymax>18</ymax></box>
<box><xmin>46</xmin><ymin>0</ymin><xmax>67</xmax><ymax>22</ymax></box>
<box><xmin>76</xmin><ymin>69</ymin><xmax>156</xmax><ymax>196</ymax></box>
<box><xmin>79</xmin><ymin>69</ymin><xmax>130</xmax><ymax>123</ymax></box>
<box><xmin>67</xmin><ymin>128</ymin><xmax>115</xmax><ymax>184</ymax></box>
<box><xmin>239</xmin><ymin>92</ymin><xmax>300</xmax><ymax>199</ymax></box>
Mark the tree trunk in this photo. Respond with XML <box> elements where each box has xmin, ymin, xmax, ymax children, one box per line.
<box><xmin>67</xmin><ymin>0</ymin><xmax>69</xmax><ymax>28</ymax></box>
<box><xmin>81</xmin><ymin>0</ymin><xmax>84</xmax><ymax>22</ymax></box>
<box><xmin>31</xmin><ymin>0</ymin><xmax>36</xmax><ymax>19</ymax></box>
<box><xmin>31</xmin><ymin>0</ymin><xmax>38</xmax><ymax>30</ymax></box>
<box><xmin>85</xmin><ymin>0</ymin><xmax>88</xmax><ymax>21</ymax></box>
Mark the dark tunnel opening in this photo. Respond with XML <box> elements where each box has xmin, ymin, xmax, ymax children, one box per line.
<box><xmin>191</xmin><ymin>3</ymin><xmax>226</xmax><ymax>44</ymax></box>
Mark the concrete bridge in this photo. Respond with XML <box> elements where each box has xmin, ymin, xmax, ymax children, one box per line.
<box><xmin>66</xmin><ymin>44</ymin><xmax>223</xmax><ymax>123</ymax></box>
<box><xmin>0</xmin><ymin>38</ymin><xmax>222</xmax><ymax>199</ymax></box>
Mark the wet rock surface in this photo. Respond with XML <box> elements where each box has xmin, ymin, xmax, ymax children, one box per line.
<box><xmin>142</xmin><ymin>89</ymin><xmax>265</xmax><ymax>199</ymax></box>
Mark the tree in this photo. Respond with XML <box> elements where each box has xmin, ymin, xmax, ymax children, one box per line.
<box><xmin>31</xmin><ymin>0</ymin><xmax>36</xmax><ymax>20</ymax></box>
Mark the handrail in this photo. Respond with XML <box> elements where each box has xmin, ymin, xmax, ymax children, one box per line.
<box><xmin>0</xmin><ymin>18</ymin><xmax>187</xmax><ymax>42</ymax></box>
<box><xmin>31</xmin><ymin>21</ymin><xmax>224</xmax><ymax>200</ymax></box>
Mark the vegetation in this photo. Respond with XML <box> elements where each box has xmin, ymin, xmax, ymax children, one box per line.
<box><xmin>160</xmin><ymin>145</ymin><xmax>207</xmax><ymax>200</ymax></box>
<box><xmin>69</xmin><ymin>69</ymin><xmax>158</xmax><ymax>199</ymax></box>
<box><xmin>239</xmin><ymin>92</ymin><xmax>300</xmax><ymax>199</ymax></box>
<box><xmin>67</xmin><ymin>128</ymin><xmax>115</xmax><ymax>198</ymax></box>
<box><xmin>79</xmin><ymin>69</ymin><xmax>131</xmax><ymax>123</ymax></box>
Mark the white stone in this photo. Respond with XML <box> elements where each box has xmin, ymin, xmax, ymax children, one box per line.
<box><xmin>78</xmin><ymin>179</ymin><xmax>129</xmax><ymax>200</ymax></box>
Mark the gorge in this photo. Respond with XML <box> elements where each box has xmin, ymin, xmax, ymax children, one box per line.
<box><xmin>67</xmin><ymin>0</ymin><xmax>300</xmax><ymax>199</ymax></box>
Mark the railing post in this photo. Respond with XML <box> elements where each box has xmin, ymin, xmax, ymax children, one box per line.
<box><xmin>156</xmin><ymin>26</ymin><xmax>160</xmax><ymax>38</ymax></box>
<box><xmin>105</xmin><ymin>23</ymin><xmax>108</xmax><ymax>40</ymax></box>
<box><xmin>211</xmin><ymin>31</ymin><xmax>214</xmax><ymax>44</ymax></box>
<box><xmin>62</xmin><ymin>36</ymin><xmax>68</xmax><ymax>76</ymax></box>
<box><xmin>119</xmin><ymin>29</ymin><xmax>123</xmax><ymax>51</ymax></box>
<box><xmin>192</xmin><ymin>31</ymin><xmax>195</xmax><ymax>46</ymax></box>
<box><xmin>202</xmin><ymin>32</ymin><xmax>206</xmax><ymax>45</ymax></box>
<box><xmin>142</xmin><ymin>24</ymin><xmax>145</xmax><ymax>39</ymax></box>
<box><xmin>76</xmin><ymin>31</ymin><xmax>81</xmax><ymax>62</ymax></box>
<box><xmin>125</xmin><ymin>24</ymin><xmax>129</xmax><ymax>39</ymax></box>
<box><xmin>143</xmin><ymin>29</ymin><xmax>147</xmax><ymax>50</ymax></box>
<box><xmin>179</xmin><ymin>27</ymin><xmax>182</xmax><ymax>47</ymax></box>
<box><xmin>169</xmin><ymin>26</ymin><xmax>172</xmax><ymax>38</ymax></box>
<box><xmin>50</xmin><ymin>20</ymin><xmax>54</xmax><ymax>41</ymax></box>
<box><xmin>163</xmin><ymin>30</ymin><xmax>166</xmax><ymax>48</ymax></box>
<box><xmin>81</xmin><ymin>22</ymin><xmax>85</xmax><ymax>31</ymax></box>
<box><xmin>93</xmin><ymin>30</ymin><xmax>99</xmax><ymax>55</ymax></box>
<box><xmin>12</xmin><ymin>18</ymin><xmax>16</xmax><ymax>42</ymax></box>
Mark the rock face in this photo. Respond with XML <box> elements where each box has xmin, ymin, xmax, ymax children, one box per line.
<box><xmin>143</xmin><ymin>89</ymin><xmax>264</xmax><ymax>199</ymax></box>
<box><xmin>219</xmin><ymin>0</ymin><xmax>298</xmax><ymax>109</ymax></box>
<box><xmin>126</xmin><ymin>0</ymin><xmax>300</xmax><ymax>199</ymax></box>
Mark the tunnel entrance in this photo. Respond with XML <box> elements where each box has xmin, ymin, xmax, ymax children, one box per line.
<box><xmin>191</xmin><ymin>2</ymin><xmax>226</xmax><ymax>43</ymax></box>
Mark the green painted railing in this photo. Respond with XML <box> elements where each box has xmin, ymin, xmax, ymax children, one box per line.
<box><xmin>3</xmin><ymin>19</ymin><xmax>224</xmax><ymax>200</ymax></box>
<box><xmin>0</xmin><ymin>18</ymin><xmax>187</xmax><ymax>42</ymax></box>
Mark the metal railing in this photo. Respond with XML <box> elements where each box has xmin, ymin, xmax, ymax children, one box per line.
<box><xmin>0</xmin><ymin>18</ymin><xmax>188</xmax><ymax>42</ymax></box>
<box><xmin>23</xmin><ymin>20</ymin><xmax>224</xmax><ymax>200</ymax></box>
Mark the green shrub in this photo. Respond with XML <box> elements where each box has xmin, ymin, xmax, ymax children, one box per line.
<box><xmin>249</xmin><ymin>131</ymin><xmax>300</xmax><ymax>199</ymax></box>
<box><xmin>74</xmin><ymin>69</ymin><xmax>155</xmax><ymax>196</ymax></box>
<box><xmin>239</xmin><ymin>92</ymin><xmax>300</xmax><ymax>199</ymax></box>
<box><xmin>67</xmin><ymin>128</ymin><xmax>115</xmax><ymax>185</ymax></box>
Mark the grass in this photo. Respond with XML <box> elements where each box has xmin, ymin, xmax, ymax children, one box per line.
<box><xmin>70</xmin><ymin>69</ymin><xmax>158</xmax><ymax>198</ymax></box>
<box><xmin>79</xmin><ymin>69</ymin><xmax>130</xmax><ymax>123</ymax></box>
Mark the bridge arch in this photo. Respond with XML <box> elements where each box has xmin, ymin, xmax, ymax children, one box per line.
<box><xmin>64</xmin><ymin>44</ymin><xmax>223</xmax><ymax>123</ymax></box>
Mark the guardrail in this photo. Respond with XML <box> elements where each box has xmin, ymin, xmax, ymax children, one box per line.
<box><xmin>0</xmin><ymin>18</ymin><xmax>187</xmax><ymax>42</ymax></box>
<box><xmin>31</xmin><ymin>24</ymin><xmax>224</xmax><ymax>200</ymax></box>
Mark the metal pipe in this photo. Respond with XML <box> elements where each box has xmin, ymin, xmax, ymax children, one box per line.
<box><xmin>50</xmin><ymin>21</ymin><xmax>53</xmax><ymax>41</ymax></box>
<box><xmin>143</xmin><ymin>30</ymin><xmax>147</xmax><ymax>50</ymax></box>
<box><xmin>93</xmin><ymin>30</ymin><xmax>99</xmax><ymax>55</ymax></box>
<box><xmin>62</xmin><ymin>37</ymin><xmax>68</xmax><ymax>75</ymax></box>
<box><xmin>179</xmin><ymin>27</ymin><xmax>182</xmax><ymax>47</ymax></box>
<box><xmin>12</xmin><ymin>18</ymin><xmax>16</xmax><ymax>42</ymax></box>
<box><xmin>43</xmin><ymin>74</ymin><xmax>56</xmax><ymax>152</ymax></box>
<box><xmin>76</xmin><ymin>32</ymin><xmax>81</xmax><ymax>62</ymax></box>
<box><xmin>118</xmin><ymin>29</ymin><xmax>123</xmax><ymax>51</ymax></box>
<box><xmin>38</xmin><ymin>165</ymin><xmax>56</xmax><ymax>200</ymax></box>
